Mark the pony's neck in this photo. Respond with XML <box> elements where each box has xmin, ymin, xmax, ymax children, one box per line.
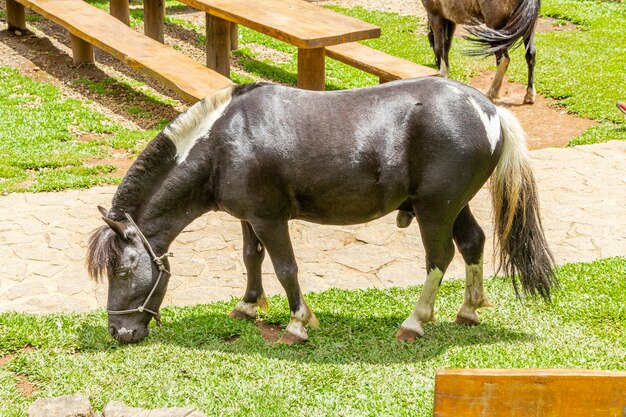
<box><xmin>109</xmin><ymin>132</ymin><xmax>177</xmax><ymax>222</ymax></box>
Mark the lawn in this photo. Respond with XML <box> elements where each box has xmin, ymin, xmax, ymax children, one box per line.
<box><xmin>0</xmin><ymin>257</ymin><xmax>624</xmax><ymax>416</ymax></box>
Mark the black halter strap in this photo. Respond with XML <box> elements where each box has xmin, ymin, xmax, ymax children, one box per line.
<box><xmin>106</xmin><ymin>212</ymin><xmax>172</xmax><ymax>327</ymax></box>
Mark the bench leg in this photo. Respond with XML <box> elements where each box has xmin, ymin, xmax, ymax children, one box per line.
<box><xmin>206</xmin><ymin>13</ymin><xmax>230</xmax><ymax>78</ymax></box>
<box><xmin>6</xmin><ymin>0</ymin><xmax>27</xmax><ymax>34</ymax></box>
<box><xmin>298</xmin><ymin>47</ymin><xmax>325</xmax><ymax>91</ymax></box>
<box><xmin>144</xmin><ymin>0</ymin><xmax>165</xmax><ymax>43</ymax></box>
<box><xmin>110</xmin><ymin>0</ymin><xmax>130</xmax><ymax>26</ymax></box>
<box><xmin>379</xmin><ymin>76</ymin><xmax>394</xmax><ymax>84</ymax></box>
<box><xmin>230</xmin><ymin>23</ymin><xmax>238</xmax><ymax>50</ymax></box>
<box><xmin>70</xmin><ymin>33</ymin><xmax>95</xmax><ymax>66</ymax></box>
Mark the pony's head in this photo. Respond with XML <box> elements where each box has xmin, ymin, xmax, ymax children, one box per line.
<box><xmin>86</xmin><ymin>206</ymin><xmax>169</xmax><ymax>344</ymax></box>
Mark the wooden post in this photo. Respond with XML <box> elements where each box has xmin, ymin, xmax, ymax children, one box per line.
<box><xmin>110</xmin><ymin>0</ymin><xmax>130</xmax><ymax>26</ymax></box>
<box><xmin>206</xmin><ymin>13</ymin><xmax>230</xmax><ymax>78</ymax></box>
<box><xmin>6</xmin><ymin>0</ymin><xmax>27</xmax><ymax>33</ymax></box>
<box><xmin>297</xmin><ymin>47</ymin><xmax>325</xmax><ymax>91</ymax></box>
<box><xmin>230</xmin><ymin>23</ymin><xmax>238</xmax><ymax>50</ymax></box>
<box><xmin>70</xmin><ymin>33</ymin><xmax>95</xmax><ymax>65</ymax></box>
<box><xmin>143</xmin><ymin>0</ymin><xmax>164</xmax><ymax>43</ymax></box>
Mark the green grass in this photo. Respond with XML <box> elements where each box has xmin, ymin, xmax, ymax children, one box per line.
<box><xmin>0</xmin><ymin>258</ymin><xmax>624</xmax><ymax>416</ymax></box>
<box><xmin>0</xmin><ymin>67</ymin><xmax>160</xmax><ymax>193</ymax></box>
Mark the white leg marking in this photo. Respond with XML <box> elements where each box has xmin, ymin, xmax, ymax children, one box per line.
<box><xmin>400</xmin><ymin>268</ymin><xmax>444</xmax><ymax>334</ymax></box>
<box><xmin>486</xmin><ymin>56</ymin><xmax>510</xmax><ymax>101</ymax></box>
<box><xmin>468</xmin><ymin>96</ymin><xmax>501</xmax><ymax>154</ymax></box>
<box><xmin>233</xmin><ymin>300</ymin><xmax>259</xmax><ymax>318</ymax></box>
<box><xmin>164</xmin><ymin>87</ymin><xmax>233</xmax><ymax>164</ymax></box>
<box><xmin>456</xmin><ymin>259</ymin><xmax>492</xmax><ymax>323</ymax></box>
<box><xmin>439</xmin><ymin>61</ymin><xmax>449</xmax><ymax>78</ymax></box>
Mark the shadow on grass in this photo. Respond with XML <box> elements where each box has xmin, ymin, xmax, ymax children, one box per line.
<box><xmin>75</xmin><ymin>309</ymin><xmax>534</xmax><ymax>365</ymax></box>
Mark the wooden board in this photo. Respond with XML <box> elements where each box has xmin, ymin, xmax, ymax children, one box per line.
<box><xmin>14</xmin><ymin>0</ymin><xmax>232</xmax><ymax>103</ymax></box>
<box><xmin>434</xmin><ymin>369</ymin><xmax>626</xmax><ymax>417</ymax></box>
<box><xmin>178</xmin><ymin>0</ymin><xmax>381</xmax><ymax>49</ymax></box>
<box><xmin>326</xmin><ymin>42</ymin><xmax>437</xmax><ymax>81</ymax></box>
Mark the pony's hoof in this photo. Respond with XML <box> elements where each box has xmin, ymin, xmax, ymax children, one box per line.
<box><xmin>524</xmin><ymin>89</ymin><xmax>536</xmax><ymax>104</ymax></box>
<box><xmin>396</xmin><ymin>327</ymin><xmax>423</xmax><ymax>342</ymax></box>
<box><xmin>228</xmin><ymin>308</ymin><xmax>255</xmax><ymax>320</ymax></box>
<box><xmin>454</xmin><ymin>313</ymin><xmax>479</xmax><ymax>326</ymax></box>
<box><xmin>278</xmin><ymin>331</ymin><xmax>307</xmax><ymax>345</ymax></box>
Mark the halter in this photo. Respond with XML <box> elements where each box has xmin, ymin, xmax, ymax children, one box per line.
<box><xmin>106</xmin><ymin>212</ymin><xmax>173</xmax><ymax>327</ymax></box>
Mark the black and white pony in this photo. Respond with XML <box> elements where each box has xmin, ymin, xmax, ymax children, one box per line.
<box><xmin>421</xmin><ymin>0</ymin><xmax>540</xmax><ymax>104</ymax></box>
<box><xmin>87</xmin><ymin>78</ymin><xmax>555</xmax><ymax>344</ymax></box>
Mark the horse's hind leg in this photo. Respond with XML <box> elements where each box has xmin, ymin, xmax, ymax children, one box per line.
<box><xmin>230</xmin><ymin>221</ymin><xmax>268</xmax><ymax>319</ymax></box>
<box><xmin>523</xmin><ymin>33</ymin><xmax>537</xmax><ymax>104</ymax></box>
<box><xmin>397</xmin><ymin>208</ymin><xmax>456</xmax><ymax>341</ymax></box>
<box><xmin>452</xmin><ymin>205</ymin><xmax>493</xmax><ymax>325</ymax></box>
<box><xmin>428</xmin><ymin>14</ymin><xmax>454</xmax><ymax>77</ymax></box>
<box><xmin>249</xmin><ymin>219</ymin><xmax>318</xmax><ymax>344</ymax></box>
<box><xmin>486</xmin><ymin>50</ymin><xmax>510</xmax><ymax>101</ymax></box>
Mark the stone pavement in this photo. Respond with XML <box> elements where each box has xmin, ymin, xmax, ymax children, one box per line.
<box><xmin>0</xmin><ymin>141</ymin><xmax>624</xmax><ymax>314</ymax></box>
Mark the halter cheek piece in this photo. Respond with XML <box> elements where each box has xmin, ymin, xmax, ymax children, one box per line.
<box><xmin>106</xmin><ymin>212</ymin><xmax>173</xmax><ymax>327</ymax></box>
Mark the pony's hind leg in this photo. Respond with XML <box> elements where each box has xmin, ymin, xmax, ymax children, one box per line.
<box><xmin>249</xmin><ymin>219</ymin><xmax>318</xmax><ymax>344</ymax></box>
<box><xmin>230</xmin><ymin>221</ymin><xmax>269</xmax><ymax>319</ymax></box>
<box><xmin>486</xmin><ymin>51</ymin><xmax>510</xmax><ymax>101</ymax></box>
<box><xmin>428</xmin><ymin>14</ymin><xmax>454</xmax><ymax>77</ymax></box>
<box><xmin>397</xmin><ymin>208</ymin><xmax>456</xmax><ymax>341</ymax></box>
<box><xmin>523</xmin><ymin>34</ymin><xmax>537</xmax><ymax>104</ymax></box>
<box><xmin>452</xmin><ymin>205</ymin><xmax>493</xmax><ymax>325</ymax></box>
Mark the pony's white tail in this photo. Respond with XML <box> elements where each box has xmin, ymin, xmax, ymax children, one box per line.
<box><xmin>491</xmin><ymin>107</ymin><xmax>557</xmax><ymax>300</ymax></box>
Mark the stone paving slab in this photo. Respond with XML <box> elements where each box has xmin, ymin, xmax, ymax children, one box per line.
<box><xmin>0</xmin><ymin>141</ymin><xmax>624</xmax><ymax>314</ymax></box>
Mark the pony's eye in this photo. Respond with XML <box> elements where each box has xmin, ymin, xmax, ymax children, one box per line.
<box><xmin>116</xmin><ymin>269</ymin><xmax>131</xmax><ymax>279</ymax></box>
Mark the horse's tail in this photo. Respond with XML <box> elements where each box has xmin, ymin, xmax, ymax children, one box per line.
<box><xmin>491</xmin><ymin>107</ymin><xmax>557</xmax><ymax>300</ymax></box>
<box><xmin>465</xmin><ymin>0</ymin><xmax>540</xmax><ymax>56</ymax></box>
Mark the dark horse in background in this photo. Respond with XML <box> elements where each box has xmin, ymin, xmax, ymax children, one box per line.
<box><xmin>421</xmin><ymin>0</ymin><xmax>540</xmax><ymax>104</ymax></box>
<box><xmin>87</xmin><ymin>78</ymin><xmax>555</xmax><ymax>344</ymax></box>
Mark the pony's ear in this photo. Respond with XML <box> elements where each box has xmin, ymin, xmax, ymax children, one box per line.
<box><xmin>102</xmin><ymin>217</ymin><xmax>128</xmax><ymax>238</ymax></box>
<box><xmin>98</xmin><ymin>206</ymin><xmax>109</xmax><ymax>217</ymax></box>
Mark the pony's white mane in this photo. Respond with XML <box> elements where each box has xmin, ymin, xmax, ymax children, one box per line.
<box><xmin>164</xmin><ymin>86</ymin><xmax>234</xmax><ymax>164</ymax></box>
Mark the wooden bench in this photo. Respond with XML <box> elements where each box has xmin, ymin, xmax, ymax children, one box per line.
<box><xmin>326</xmin><ymin>42</ymin><xmax>437</xmax><ymax>83</ymax></box>
<box><xmin>434</xmin><ymin>369</ymin><xmax>626</xmax><ymax>417</ymax></box>
<box><xmin>6</xmin><ymin>0</ymin><xmax>232</xmax><ymax>103</ymax></box>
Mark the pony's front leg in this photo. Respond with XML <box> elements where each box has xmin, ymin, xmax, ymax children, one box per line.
<box><xmin>230</xmin><ymin>221</ymin><xmax>268</xmax><ymax>319</ymax></box>
<box><xmin>250</xmin><ymin>219</ymin><xmax>318</xmax><ymax>344</ymax></box>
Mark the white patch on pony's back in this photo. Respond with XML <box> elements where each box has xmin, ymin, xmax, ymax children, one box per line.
<box><xmin>468</xmin><ymin>96</ymin><xmax>501</xmax><ymax>154</ymax></box>
<box><xmin>164</xmin><ymin>87</ymin><xmax>233</xmax><ymax>164</ymax></box>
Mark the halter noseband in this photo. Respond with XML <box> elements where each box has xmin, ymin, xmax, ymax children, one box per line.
<box><xmin>106</xmin><ymin>212</ymin><xmax>172</xmax><ymax>327</ymax></box>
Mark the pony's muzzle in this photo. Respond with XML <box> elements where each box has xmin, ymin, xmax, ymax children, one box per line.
<box><xmin>109</xmin><ymin>325</ymin><xmax>148</xmax><ymax>344</ymax></box>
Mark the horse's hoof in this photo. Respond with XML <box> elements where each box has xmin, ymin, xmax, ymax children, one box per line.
<box><xmin>454</xmin><ymin>313</ymin><xmax>479</xmax><ymax>326</ymax></box>
<box><xmin>396</xmin><ymin>327</ymin><xmax>423</xmax><ymax>342</ymax></box>
<box><xmin>228</xmin><ymin>308</ymin><xmax>255</xmax><ymax>320</ymax></box>
<box><xmin>278</xmin><ymin>331</ymin><xmax>307</xmax><ymax>345</ymax></box>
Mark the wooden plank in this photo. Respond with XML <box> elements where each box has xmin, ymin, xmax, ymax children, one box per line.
<box><xmin>144</xmin><ymin>0</ymin><xmax>165</xmax><ymax>42</ymax></box>
<box><xmin>326</xmin><ymin>42</ymin><xmax>437</xmax><ymax>81</ymax></box>
<box><xmin>297</xmin><ymin>47</ymin><xmax>325</xmax><ymax>90</ymax></box>
<box><xmin>178</xmin><ymin>0</ymin><xmax>380</xmax><ymax>48</ymax></box>
<box><xmin>13</xmin><ymin>0</ymin><xmax>232</xmax><ymax>103</ymax></box>
<box><xmin>6</xmin><ymin>0</ymin><xmax>27</xmax><ymax>33</ymax></box>
<box><xmin>434</xmin><ymin>369</ymin><xmax>626</xmax><ymax>417</ymax></box>
<box><xmin>206</xmin><ymin>13</ymin><xmax>230</xmax><ymax>77</ymax></box>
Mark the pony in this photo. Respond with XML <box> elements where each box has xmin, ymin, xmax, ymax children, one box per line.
<box><xmin>87</xmin><ymin>78</ymin><xmax>556</xmax><ymax>344</ymax></box>
<box><xmin>421</xmin><ymin>0</ymin><xmax>540</xmax><ymax>104</ymax></box>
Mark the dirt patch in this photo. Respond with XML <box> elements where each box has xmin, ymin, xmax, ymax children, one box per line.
<box><xmin>256</xmin><ymin>320</ymin><xmax>282</xmax><ymax>343</ymax></box>
<box><xmin>17</xmin><ymin>374</ymin><xmax>37</xmax><ymax>397</ymax></box>
<box><xmin>224</xmin><ymin>335</ymin><xmax>240</xmax><ymax>343</ymax></box>
<box><xmin>470</xmin><ymin>73</ymin><xmax>596</xmax><ymax>149</ymax></box>
<box><xmin>0</xmin><ymin>353</ymin><xmax>15</xmax><ymax>367</ymax></box>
